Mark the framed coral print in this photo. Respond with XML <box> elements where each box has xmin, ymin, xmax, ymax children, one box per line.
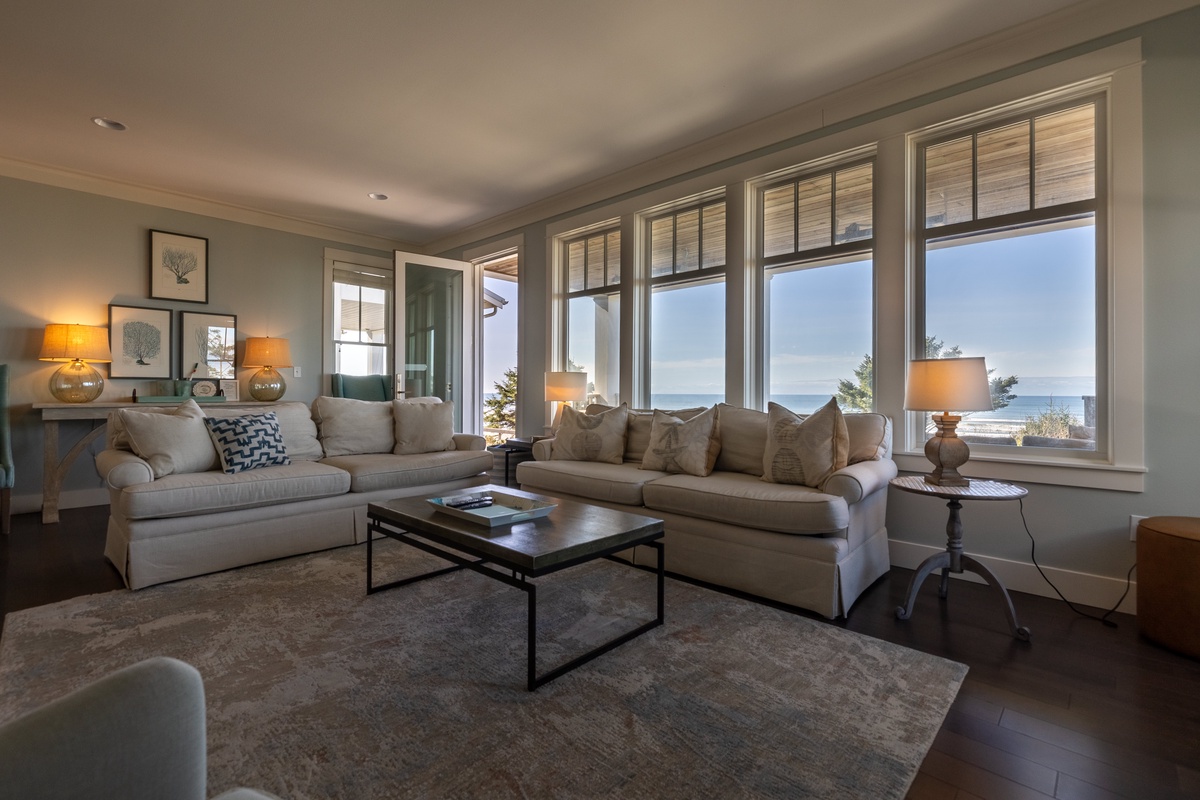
<box><xmin>179</xmin><ymin>311</ymin><xmax>237</xmax><ymax>380</ymax></box>
<box><xmin>109</xmin><ymin>304</ymin><xmax>172</xmax><ymax>379</ymax></box>
<box><xmin>150</xmin><ymin>229</ymin><xmax>208</xmax><ymax>303</ymax></box>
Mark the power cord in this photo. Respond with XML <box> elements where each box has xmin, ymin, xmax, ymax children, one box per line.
<box><xmin>1017</xmin><ymin>496</ymin><xmax>1135</xmax><ymax>628</ymax></box>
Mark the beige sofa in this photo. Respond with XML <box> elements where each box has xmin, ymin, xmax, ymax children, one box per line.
<box><xmin>96</xmin><ymin>398</ymin><xmax>492</xmax><ymax>590</ymax></box>
<box><xmin>516</xmin><ymin>403</ymin><xmax>896</xmax><ymax>619</ymax></box>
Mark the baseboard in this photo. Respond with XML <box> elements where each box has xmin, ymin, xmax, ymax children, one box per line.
<box><xmin>888</xmin><ymin>539</ymin><xmax>1137</xmax><ymax>615</ymax></box>
<box><xmin>11</xmin><ymin>488</ymin><xmax>109</xmax><ymax>516</ymax></box>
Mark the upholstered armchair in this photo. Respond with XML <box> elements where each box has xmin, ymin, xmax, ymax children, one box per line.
<box><xmin>0</xmin><ymin>657</ymin><xmax>279</xmax><ymax>800</ymax></box>
<box><xmin>330</xmin><ymin>372</ymin><xmax>393</xmax><ymax>401</ymax></box>
<box><xmin>1</xmin><ymin>364</ymin><xmax>13</xmax><ymax>536</ymax></box>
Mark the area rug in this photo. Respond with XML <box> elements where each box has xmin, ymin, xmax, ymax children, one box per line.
<box><xmin>0</xmin><ymin>541</ymin><xmax>965</xmax><ymax>799</ymax></box>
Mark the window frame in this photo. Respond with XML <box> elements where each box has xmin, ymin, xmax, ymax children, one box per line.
<box><xmin>322</xmin><ymin>248</ymin><xmax>395</xmax><ymax>392</ymax></box>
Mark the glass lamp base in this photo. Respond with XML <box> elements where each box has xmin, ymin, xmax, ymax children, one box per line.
<box><xmin>49</xmin><ymin>360</ymin><xmax>104</xmax><ymax>403</ymax></box>
<box><xmin>248</xmin><ymin>366</ymin><xmax>286</xmax><ymax>401</ymax></box>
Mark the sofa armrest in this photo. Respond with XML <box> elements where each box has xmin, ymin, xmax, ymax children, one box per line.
<box><xmin>533</xmin><ymin>438</ymin><xmax>554</xmax><ymax>460</ymax></box>
<box><xmin>822</xmin><ymin>458</ymin><xmax>898</xmax><ymax>504</ymax></box>
<box><xmin>452</xmin><ymin>433</ymin><xmax>486</xmax><ymax>451</ymax></box>
<box><xmin>95</xmin><ymin>449</ymin><xmax>154</xmax><ymax>489</ymax></box>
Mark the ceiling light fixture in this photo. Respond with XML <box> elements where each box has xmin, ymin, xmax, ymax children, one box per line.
<box><xmin>368</xmin><ymin>193</ymin><xmax>388</xmax><ymax>201</ymax></box>
<box><xmin>91</xmin><ymin>117</ymin><xmax>127</xmax><ymax>131</ymax></box>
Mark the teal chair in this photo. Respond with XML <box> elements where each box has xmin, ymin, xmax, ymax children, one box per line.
<box><xmin>1</xmin><ymin>364</ymin><xmax>12</xmax><ymax>536</ymax></box>
<box><xmin>330</xmin><ymin>373</ymin><xmax>393</xmax><ymax>401</ymax></box>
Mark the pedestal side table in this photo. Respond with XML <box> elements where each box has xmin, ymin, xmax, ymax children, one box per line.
<box><xmin>890</xmin><ymin>475</ymin><xmax>1031</xmax><ymax>641</ymax></box>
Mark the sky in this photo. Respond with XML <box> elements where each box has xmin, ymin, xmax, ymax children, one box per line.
<box><xmin>482</xmin><ymin>275</ymin><xmax>518</xmax><ymax>393</ymax></box>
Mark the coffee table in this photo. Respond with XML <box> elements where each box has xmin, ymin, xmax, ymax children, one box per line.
<box><xmin>366</xmin><ymin>486</ymin><xmax>665</xmax><ymax>690</ymax></box>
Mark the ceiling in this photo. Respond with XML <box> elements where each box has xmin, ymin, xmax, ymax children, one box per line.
<box><xmin>0</xmin><ymin>0</ymin><xmax>1168</xmax><ymax>248</ymax></box>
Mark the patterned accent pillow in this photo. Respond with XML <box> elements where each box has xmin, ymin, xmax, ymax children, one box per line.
<box><xmin>640</xmin><ymin>407</ymin><xmax>721</xmax><ymax>476</ymax></box>
<box><xmin>550</xmin><ymin>404</ymin><xmax>628</xmax><ymax>464</ymax></box>
<box><xmin>761</xmin><ymin>398</ymin><xmax>849</xmax><ymax>489</ymax></box>
<box><xmin>204</xmin><ymin>413</ymin><xmax>291</xmax><ymax>474</ymax></box>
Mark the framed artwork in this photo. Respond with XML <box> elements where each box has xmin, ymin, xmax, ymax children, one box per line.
<box><xmin>150</xmin><ymin>229</ymin><xmax>208</xmax><ymax>303</ymax></box>
<box><xmin>180</xmin><ymin>311</ymin><xmax>237</xmax><ymax>380</ymax></box>
<box><xmin>219</xmin><ymin>379</ymin><xmax>240</xmax><ymax>401</ymax></box>
<box><xmin>109</xmin><ymin>304</ymin><xmax>172</xmax><ymax>379</ymax></box>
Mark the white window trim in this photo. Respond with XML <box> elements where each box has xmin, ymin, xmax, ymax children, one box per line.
<box><xmin>322</xmin><ymin>247</ymin><xmax>394</xmax><ymax>394</ymax></box>
<box><xmin>894</xmin><ymin>46</ymin><xmax>1145</xmax><ymax>492</ymax></box>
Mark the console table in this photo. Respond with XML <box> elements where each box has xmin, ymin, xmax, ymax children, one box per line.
<box><xmin>890</xmin><ymin>475</ymin><xmax>1031</xmax><ymax>641</ymax></box>
<box><xmin>34</xmin><ymin>401</ymin><xmax>272</xmax><ymax>524</ymax></box>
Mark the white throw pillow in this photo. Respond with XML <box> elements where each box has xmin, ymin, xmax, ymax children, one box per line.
<box><xmin>393</xmin><ymin>400</ymin><xmax>456</xmax><ymax>454</ymax></box>
<box><xmin>312</xmin><ymin>396</ymin><xmax>395</xmax><ymax>457</ymax></box>
<box><xmin>762</xmin><ymin>398</ymin><xmax>849</xmax><ymax>489</ymax></box>
<box><xmin>117</xmin><ymin>399</ymin><xmax>217</xmax><ymax>478</ymax></box>
<box><xmin>640</xmin><ymin>407</ymin><xmax>721</xmax><ymax>476</ymax></box>
<box><xmin>551</xmin><ymin>404</ymin><xmax>628</xmax><ymax>464</ymax></box>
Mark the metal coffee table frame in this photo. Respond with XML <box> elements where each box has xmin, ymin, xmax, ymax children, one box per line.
<box><xmin>367</xmin><ymin>494</ymin><xmax>664</xmax><ymax>691</ymax></box>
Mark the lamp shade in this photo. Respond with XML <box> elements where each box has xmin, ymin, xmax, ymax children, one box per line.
<box><xmin>545</xmin><ymin>371</ymin><xmax>587</xmax><ymax>403</ymax></box>
<box><xmin>242</xmin><ymin>337</ymin><xmax>292</xmax><ymax>368</ymax></box>
<box><xmin>38</xmin><ymin>324</ymin><xmax>112</xmax><ymax>363</ymax></box>
<box><xmin>904</xmin><ymin>357</ymin><xmax>992</xmax><ymax>413</ymax></box>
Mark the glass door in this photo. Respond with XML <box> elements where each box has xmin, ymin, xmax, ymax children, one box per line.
<box><xmin>394</xmin><ymin>251</ymin><xmax>479</xmax><ymax>434</ymax></box>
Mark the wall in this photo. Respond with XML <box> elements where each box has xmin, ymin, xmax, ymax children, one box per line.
<box><xmin>0</xmin><ymin>176</ymin><xmax>391</xmax><ymax>511</ymax></box>
<box><xmin>438</xmin><ymin>7</ymin><xmax>1200</xmax><ymax>610</ymax></box>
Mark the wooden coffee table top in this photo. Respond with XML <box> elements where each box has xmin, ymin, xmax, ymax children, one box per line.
<box><xmin>368</xmin><ymin>486</ymin><xmax>664</xmax><ymax>576</ymax></box>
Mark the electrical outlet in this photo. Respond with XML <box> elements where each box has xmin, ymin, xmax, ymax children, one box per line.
<box><xmin>293</xmin><ymin>366</ymin><xmax>302</xmax><ymax>378</ymax></box>
<box><xmin>1129</xmin><ymin>514</ymin><xmax>1147</xmax><ymax>541</ymax></box>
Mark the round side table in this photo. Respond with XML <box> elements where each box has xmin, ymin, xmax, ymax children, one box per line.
<box><xmin>890</xmin><ymin>475</ymin><xmax>1031</xmax><ymax>641</ymax></box>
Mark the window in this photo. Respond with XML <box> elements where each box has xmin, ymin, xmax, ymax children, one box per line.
<box><xmin>915</xmin><ymin>99</ymin><xmax>1102</xmax><ymax>454</ymax></box>
<box><xmin>565</xmin><ymin>228</ymin><xmax>621</xmax><ymax>406</ymax></box>
<box><xmin>761</xmin><ymin>161</ymin><xmax>874</xmax><ymax>413</ymax></box>
<box><xmin>331</xmin><ymin>261</ymin><xmax>392</xmax><ymax>376</ymax></box>
<box><xmin>647</xmin><ymin>200</ymin><xmax>726</xmax><ymax>407</ymax></box>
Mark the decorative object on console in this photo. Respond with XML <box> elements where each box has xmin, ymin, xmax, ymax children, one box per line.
<box><xmin>904</xmin><ymin>357</ymin><xmax>993</xmax><ymax>486</ymax></box>
<box><xmin>149</xmin><ymin>229</ymin><xmax>208</xmax><ymax>304</ymax></box>
<box><xmin>109</xmin><ymin>305</ymin><xmax>172</xmax><ymax>380</ymax></box>
<box><xmin>38</xmin><ymin>324</ymin><xmax>113</xmax><ymax>403</ymax></box>
<box><xmin>544</xmin><ymin>371</ymin><xmax>587</xmax><ymax>431</ymax></box>
<box><xmin>219</xmin><ymin>379</ymin><xmax>239</xmax><ymax>401</ymax></box>
<box><xmin>242</xmin><ymin>336</ymin><xmax>292</xmax><ymax>401</ymax></box>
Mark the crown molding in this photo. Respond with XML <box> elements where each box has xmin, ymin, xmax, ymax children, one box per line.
<box><xmin>427</xmin><ymin>0</ymin><xmax>1195</xmax><ymax>256</ymax></box>
<box><xmin>0</xmin><ymin>156</ymin><xmax>417</xmax><ymax>254</ymax></box>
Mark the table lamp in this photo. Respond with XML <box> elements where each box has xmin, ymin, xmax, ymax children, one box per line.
<box><xmin>904</xmin><ymin>357</ymin><xmax>993</xmax><ymax>487</ymax></box>
<box><xmin>39</xmin><ymin>324</ymin><xmax>113</xmax><ymax>403</ymax></box>
<box><xmin>545</xmin><ymin>371</ymin><xmax>587</xmax><ymax>430</ymax></box>
<box><xmin>243</xmin><ymin>336</ymin><xmax>292</xmax><ymax>401</ymax></box>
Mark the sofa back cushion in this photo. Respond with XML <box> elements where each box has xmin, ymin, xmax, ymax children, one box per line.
<box><xmin>116</xmin><ymin>399</ymin><xmax>217</xmax><ymax>478</ymax></box>
<box><xmin>640</xmin><ymin>407</ymin><xmax>721</xmax><ymax>476</ymax></box>
<box><xmin>844</xmin><ymin>413</ymin><xmax>891</xmax><ymax>463</ymax></box>
<box><xmin>714</xmin><ymin>404</ymin><xmax>768</xmax><ymax>476</ymax></box>
<box><xmin>587</xmin><ymin>403</ymin><xmax>705</xmax><ymax>463</ymax></box>
<box><xmin>762</xmin><ymin>399</ymin><xmax>849</xmax><ymax>488</ymax></box>
<box><xmin>312</xmin><ymin>396</ymin><xmax>394</xmax><ymax>457</ymax></box>
<box><xmin>207</xmin><ymin>401</ymin><xmax>323</xmax><ymax>461</ymax></box>
<box><xmin>393</xmin><ymin>399</ymin><xmax>457</xmax><ymax>454</ymax></box>
<box><xmin>552</xmin><ymin>404</ymin><xmax>628</xmax><ymax>464</ymax></box>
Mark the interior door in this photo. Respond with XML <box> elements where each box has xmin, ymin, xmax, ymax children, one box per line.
<box><xmin>394</xmin><ymin>251</ymin><xmax>479</xmax><ymax>434</ymax></box>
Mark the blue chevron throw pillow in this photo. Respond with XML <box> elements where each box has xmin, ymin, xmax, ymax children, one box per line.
<box><xmin>204</xmin><ymin>413</ymin><xmax>291</xmax><ymax>474</ymax></box>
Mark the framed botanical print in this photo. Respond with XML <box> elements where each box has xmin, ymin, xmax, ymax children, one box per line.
<box><xmin>180</xmin><ymin>311</ymin><xmax>237</xmax><ymax>380</ymax></box>
<box><xmin>150</xmin><ymin>229</ymin><xmax>208</xmax><ymax>303</ymax></box>
<box><xmin>109</xmin><ymin>305</ymin><xmax>172</xmax><ymax>379</ymax></box>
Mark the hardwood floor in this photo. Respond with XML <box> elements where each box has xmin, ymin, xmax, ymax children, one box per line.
<box><xmin>2</xmin><ymin>507</ymin><xmax>1198</xmax><ymax>799</ymax></box>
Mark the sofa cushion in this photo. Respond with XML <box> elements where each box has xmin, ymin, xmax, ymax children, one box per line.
<box><xmin>844</xmin><ymin>413</ymin><xmax>891</xmax><ymax>463</ymax></box>
<box><xmin>208</xmin><ymin>402</ymin><xmax>323</xmax><ymax>461</ymax></box>
<box><xmin>714</xmin><ymin>404</ymin><xmax>768</xmax><ymax>476</ymax></box>
<box><xmin>551</xmin><ymin>404</ymin><xmax>628</xmax><ymax>464</ymax></box>
<box><xmin>762</xmin><ymin>399</ymin><xmax>849</xmax><ymax>488</ymax></box>
<box><xmin>114</xmin><ymin>462</ymin><xmax>351</xmax><ymax>521</ymax></box>
<box><xmin>643</xmin><ymin>471</ymin><xmax>849</xmax><ymax>535</ymax></box>
<box><xmin>640</xmin><ymin>407</ymin><xmax>720</xmax><ymax>476</ymax></box>
<box><xmin>117</xmin><ymin>400</ymin><xmax>217</xmax><ymax>479</ymax></box>
<box><xmin>313</xmin><ymin>396</ymin><xmax>394</xmax><ymax>456</ymax></box>
<box><xmin>588</xmin><ymin>404</ymin><xmax>705</xmax><ymax>463</ymax></box>
<box><xmin>204</xmin><ymin>414</ymin><xmax>291</xmax><ymax>474</ymax></box>
<box><xmin>320</xmin><ymin>450</ymin><xmax>492</xmax><ymax>493</ymax></box>
<box><xmin>517</xmin><ymin>459</ymin><xmax>670</xmax><ymax>506</ymax></box>
<box><xmin>392</xmin><ymin>399</ymin><xmax>456</xmax><ymax>454</ymax></box>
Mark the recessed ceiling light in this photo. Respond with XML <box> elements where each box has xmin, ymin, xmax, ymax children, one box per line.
<box><xmin>91</xmin><ymin>117</ymin><xmax>127</xmax><ymax>131</ymax></box>
<box><xmin>368</xmin><ymin>192</ymin><xmax>388</xmax><ymax>201</ymax></box>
